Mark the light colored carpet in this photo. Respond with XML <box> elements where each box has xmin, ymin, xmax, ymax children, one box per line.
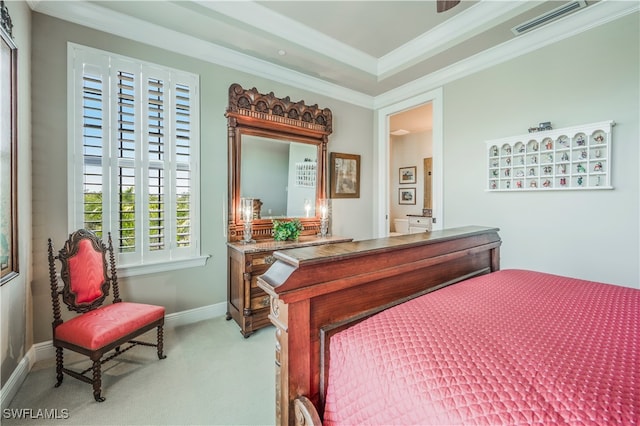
<box><xmin>3</xmin><ymin>316</ymin><xmax>276</xmax><ymax>425</ymax></box>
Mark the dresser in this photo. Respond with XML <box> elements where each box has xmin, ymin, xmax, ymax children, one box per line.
<box><xmin>227</xmin><ymin>235</ymin><xmax>352</xmax><ymax>337</ymax></box>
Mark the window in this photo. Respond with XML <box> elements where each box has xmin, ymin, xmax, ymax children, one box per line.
<box><xmin>68</xmin><ymin>44</ymin><xmax>204</xmax><ymax>275</ymax></box>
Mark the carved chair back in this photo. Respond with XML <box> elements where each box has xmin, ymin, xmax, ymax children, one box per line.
<box><xmin>48</xmin><ymin>230</ymin><xmax>121</xmax><ymax>323</ymax></box>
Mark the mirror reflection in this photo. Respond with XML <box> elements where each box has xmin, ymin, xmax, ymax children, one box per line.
<box><xmin>241</xmin><ymin>135</ymin><xmax>318</xmax><ymax>218</ymax></box>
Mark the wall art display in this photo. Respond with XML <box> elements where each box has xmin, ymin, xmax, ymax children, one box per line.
<box><xmin>330</xmin><ymin>152</ymin><xmax>360</xmax><ymax>198</ymax></box>
<box><xmin>399</xmin><ymin>188</ymin><xmax>416</xmax><ymax>205</ymax></box>
<box><xmin>487</xmin><ymin>120</ymin><xmax>614</xmax><ymax>192</ymax></box>
<box><xmin>1</xmin><ymin>1</ymin><xmax>18</xmax><ymax>285</ymax></box>
<box><xmin>295</xmin><ymin>161</ymin><xmax>316</xmax><ymax>188</ymax></box>
<box><xmin>399</xmin><ymin>166</ymin><xmax>416</xmax><ymax>184</ymax></box>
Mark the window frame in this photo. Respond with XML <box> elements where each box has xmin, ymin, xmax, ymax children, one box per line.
<box><xmin>67</xmin><ymin>43</ymin><xmax>207</xmax><ymax>276</ymax></box>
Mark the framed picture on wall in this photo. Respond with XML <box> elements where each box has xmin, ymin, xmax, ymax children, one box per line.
<box><xmin>399</xmin><ymin>166</ymin><xmax>416</xmax><ymax>184</ymax></box>
<box><xmin>1</xmin><ymin>3</ymin><xmax>18</xmax><ymax>285</ymax></box>
<box><xmin>399</xmin><ymin>188</ymin><xmax>416</xmax><ymax>205</ymax></box>
<box><xmin>330</xmin><ymin>152</ymin><xmax>360</xmax><ymax>198</ymax></box>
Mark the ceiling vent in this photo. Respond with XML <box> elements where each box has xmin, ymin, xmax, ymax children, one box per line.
<box><xmin>512</xmin><ymin>1</ymin><xmax>587</xmax><ymax>35</ymax></box>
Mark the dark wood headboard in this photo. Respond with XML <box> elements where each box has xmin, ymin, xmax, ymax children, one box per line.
<box><xmin>258</xmin><ymin>226</ymin><xmax>501</xmax><ymax>425</ymax></box>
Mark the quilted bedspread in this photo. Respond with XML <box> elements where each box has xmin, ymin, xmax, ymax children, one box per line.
<box><xmin>323</xmin><ymin>269</ymin><xmax>639</xmax><ymax>425</ymax></box>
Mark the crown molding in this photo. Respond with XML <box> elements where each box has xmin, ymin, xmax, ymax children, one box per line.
<box><xmin>194</xmin><ymin>0</ymin><xmax>378</xmax><ymax>76</ymax></box>
<box><xmin>375</xmin><ymin>0</ymin><xmax>639</xmax><ymax>109</ymax></box>
<box><xmin>30</xmin><ymin>0</ymin><xmax>637</xmax><ymax>110</ymax></box>
<box><xmin>30</xmin><ymin>0</ymin><xmax>375</xmax><ymax>108</ymax></box>
<box><xmin>377</xmin><ymin>0</ymin><xmax>538</xmax><ymax>79</ymax></box>
<box><xmin>204</xmin><ymin>0</ymin><xmax>541</xmax><ymax>82</ymax></box>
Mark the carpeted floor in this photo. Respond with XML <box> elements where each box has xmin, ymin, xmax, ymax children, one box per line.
<box><xmin>3</xmin><ymin>316</ymin><xmax>276</xmax><ymax>425</ymax></box>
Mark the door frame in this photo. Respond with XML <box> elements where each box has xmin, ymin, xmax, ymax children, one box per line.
<box><xmin>374</xmin><ymin>88</ymin><xmax>443</xmax><ymax>237</ymax></box>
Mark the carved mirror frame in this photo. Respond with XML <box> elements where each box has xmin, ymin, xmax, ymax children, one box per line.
<box><xmin>226</xmin><ymin>83</ymin><xmax>333</xmax><ymax>241</ymax></box>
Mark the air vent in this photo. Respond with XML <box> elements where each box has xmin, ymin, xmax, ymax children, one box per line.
<box><xmin>512</xmin><ymin>1</ymin><xmax>587</xmax><ymax>35</ymax></box>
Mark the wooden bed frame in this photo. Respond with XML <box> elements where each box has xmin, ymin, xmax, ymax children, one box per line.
<box><xmin>257</xmin><ymin>226</ymin><xmax>501</xmax><ymax>425</ymax></box>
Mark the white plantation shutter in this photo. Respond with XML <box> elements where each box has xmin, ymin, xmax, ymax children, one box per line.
<box><xmin>146</xmin><ymin>76</ymin><xmax>165</xmax><ymax>255</ymax></box>
<box><xmin>80</xmin><ymin>67</ymin><xmax>107</xmax><ymax>238</ymax></box>
<box><xmin>174</xmin><ymin>83</ymin><xmax>193</xmax><ymax>249</ymax></box>
<box><xmin>69</xmin><ymin>44</ymin><xmax>200</xmax><ymax>270</ymax></box>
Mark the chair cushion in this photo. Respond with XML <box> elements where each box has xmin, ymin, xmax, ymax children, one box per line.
<box><xmin>55</xmin><ymin>302</ymin><xmax>165</xmax><ymax>350</ymax></box>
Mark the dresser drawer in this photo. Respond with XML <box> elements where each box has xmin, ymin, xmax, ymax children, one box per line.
<box><xmin>227</xmin><ymin>235</ymin><xmax>353</xmax><ymax>337</ymax></box>
<box><xmin>250</xmin><ymin>291</ymin><xmax>271</xmax><ymax>310</ymax></box>
<box><xmin>248</xmin><ymin>252</ymin><xmax>277</xmax><ymax>268</ymax></box>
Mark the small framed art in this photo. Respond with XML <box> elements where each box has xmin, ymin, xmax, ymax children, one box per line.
<box><xmin>399</xmin><ymin>166</ymin><xmax>416</xmax><ymax>184</ymax></box>
<box><xmin>330</xmin><ymin>152</ymin><xmax>360</xmax><ymax>198</ymax></box>
<box><xmin>399</xmin><ymin>188</ymin><xmax>416</xmax><ymax>205</ymax></box>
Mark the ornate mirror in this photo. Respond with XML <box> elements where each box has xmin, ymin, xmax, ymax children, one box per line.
<box><xmin>226</xmin><ymin>84</ymin><xmax>332</xmax><ymax>241</ymax></box>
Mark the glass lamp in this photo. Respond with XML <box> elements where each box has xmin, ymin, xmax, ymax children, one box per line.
<box><xmin>241</xmin><ymin>198</ymin><xmax>255</xmax><ymax>244</ymax></box>
<box><xmin>319</xmin><ymin>199</ymin><xmax>329</xmax><ymax>238</ymax></box>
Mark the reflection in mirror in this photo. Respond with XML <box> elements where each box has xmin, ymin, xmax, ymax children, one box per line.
<box><xmin>241</xmin><ymin>135</ymin><xmax>318</xmax><ymax>218</ymax></box>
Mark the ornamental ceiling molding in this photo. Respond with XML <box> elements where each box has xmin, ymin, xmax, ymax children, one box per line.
<box><xmin>373</xmin><ymin>0</ymin><xmax>639</xmax><ymax>108</ymax></box>
<box><xmin>28</xmin><ymin>0</ymin><xmax>639</xmax><ymax>110</ymax></box>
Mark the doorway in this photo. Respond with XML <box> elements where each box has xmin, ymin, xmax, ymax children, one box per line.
<box><xmin>374</xmin><ymin>88</ymin><xmax>443</xmax><ymax>237</ymax></box>
<box><xmin>388</xmin><ymin>104</ymin><xmax>433</xmax><ymax>233</ymax></box>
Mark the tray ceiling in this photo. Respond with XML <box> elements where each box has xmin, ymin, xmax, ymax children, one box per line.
<box><xmin>29</xmin><ymin>0</ymin><xmax>636</xmax><ymax>105</ymax></box>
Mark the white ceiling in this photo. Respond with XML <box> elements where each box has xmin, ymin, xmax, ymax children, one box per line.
<box><xmin>29</xmin><ymin>0</ymin><xmax>637</xmax><ymax>108</ymax></box>
<box><xmin>82</xmin><ymin>0</ymin><xmax>587</xmax><ymax>94</ymax></box>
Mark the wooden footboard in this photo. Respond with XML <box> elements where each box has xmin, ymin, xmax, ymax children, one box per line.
<box><xmin>257</xmin><ymin>226</ymin><xmax>501</xmax><ymax>425</ymax></box>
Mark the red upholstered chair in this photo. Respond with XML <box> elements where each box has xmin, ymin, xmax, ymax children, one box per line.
<box><xmin>47</xmin><ymin>229</ymin><xmax>166</xmax><ymax>402</ymax></box>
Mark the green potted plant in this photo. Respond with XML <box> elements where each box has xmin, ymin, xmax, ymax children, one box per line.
<box><xmin>272</xmin><ymin>219</ymin><xmax>303</xmax><ymax>241</ymax></box>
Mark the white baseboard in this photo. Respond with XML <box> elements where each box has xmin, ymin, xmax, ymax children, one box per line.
<box><xmin>0</xmin><ymin>346</ymin><xmax>36</xmax><ymax>410</ymax></box>
<box><xmin>164</xmin><ymin>301</ymin><xmax>226</xmax><ymax>329</ymax></box>
<box><xmin>0</xmin><ymin>302</ymin><xmax>226</xmax><ymax>409</ymax></box>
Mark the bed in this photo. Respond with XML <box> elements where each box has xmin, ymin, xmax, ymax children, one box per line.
<box><xmin>257</xmin><ymin>226</ymin><xmax>639</xmax><ymax>425</ymax></box>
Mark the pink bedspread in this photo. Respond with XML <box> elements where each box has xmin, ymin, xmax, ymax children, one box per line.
<box><xmin>323</xmin><ymin>269</ymin><xmax>639</xmax><ymax>425</ymax></box>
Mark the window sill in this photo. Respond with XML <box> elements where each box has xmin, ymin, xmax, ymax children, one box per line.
<box><xmin>117</xmin><ymin>255</ymin><xmax>210</xmax><ymax>278</ymax></box>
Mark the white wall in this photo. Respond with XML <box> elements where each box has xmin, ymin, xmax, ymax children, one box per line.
<box><xmin>443</xmin><ymin>13</ymin><xmax>639</xmax><ymax>288</ymax></box>
<box><xmin>326</xmin><ymin>102</ymin><xmax>375</xmax><ymax>241</ymax></box>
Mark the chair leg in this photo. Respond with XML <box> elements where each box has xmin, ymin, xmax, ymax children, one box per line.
<box><xmin>157</xmin><ymin>325</ymin><xmax>167</xmax><ymax>359</ymax></box>
<box><xmin>54</xmin><ymin>347</ymin><xmax>63</xmax><ymax>387</ymax></box>
<box><xmin>91</xmin><ymin>359</ymin><xmax>105</xmax><ymax>402</ymax></box>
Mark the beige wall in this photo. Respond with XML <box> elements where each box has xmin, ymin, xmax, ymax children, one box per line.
<box><xmin>1</xmin><ymin>1</ymin><xmax>32</xmax><ymax>390</ymax></box>
<box><xmin>389</xmin><ymin>131</ymin><xmax>433</xmax><ymax>225</ymax></box>
<box><xmin>29</xmin><ymin>12</ymin><xmax>374</xmax><ymax>345</ymax></box>
<box><xmin>443</xmin><ymin>13</ymin><xmax>639</xmax><ymax>287</ymax></box>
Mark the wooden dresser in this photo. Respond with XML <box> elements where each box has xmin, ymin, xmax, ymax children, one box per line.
<box><xmin>226</xmin><ymin>235</ymin><xmax>352</xmax><ymax>337</ymax></box>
